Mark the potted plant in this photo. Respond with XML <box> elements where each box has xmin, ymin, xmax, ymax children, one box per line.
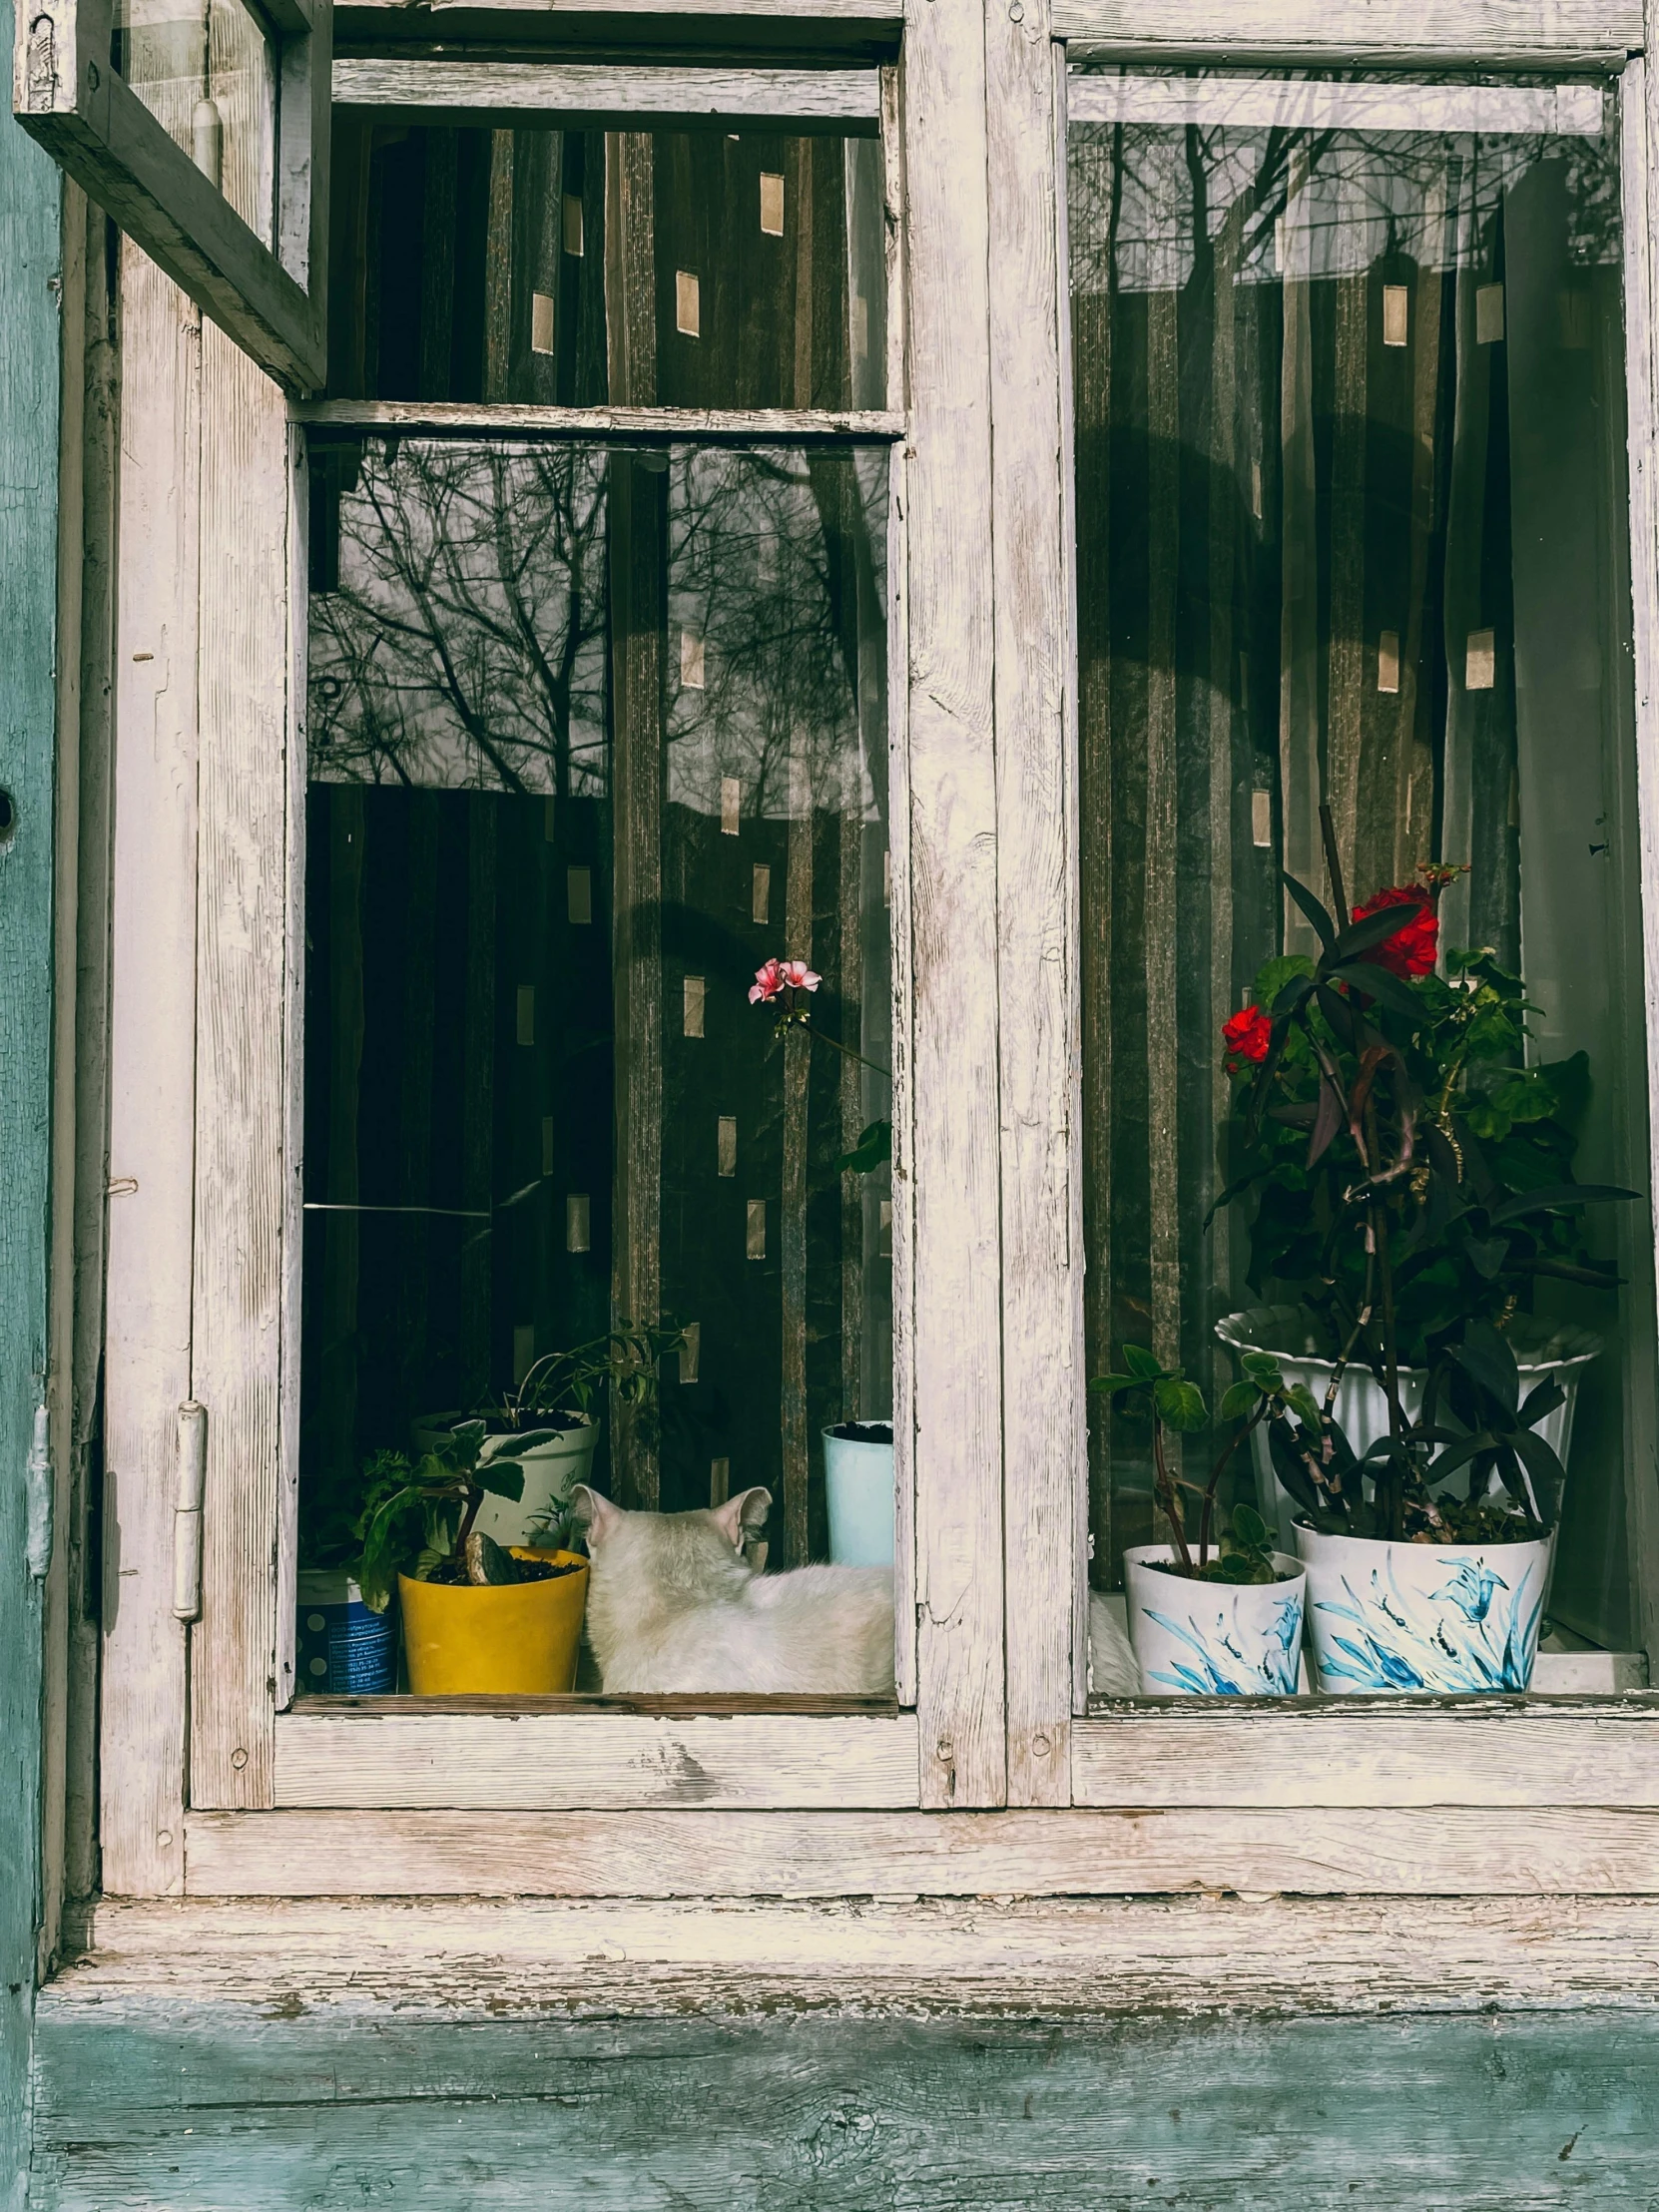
<box><xmin>410</xmin><ymin>1319</ymin><xmax>682</xmax><ymax>1551</ymax></box>
<box><xmin>1090</xmin><ymin>1345</ymin><xmax>1309</xmax><ymax>1695</ymax></box>
<box><xmin>1214</xmin><ymin>829</ymin><xmax>1637</xmax><ymax>1691</ymax></box>
<box><xmin>749</xmin><ymin>955</ymin><xmax>896</xmax><ymax>1564</ymax></box>
<box><xmin>355</xmin><ymin>1419</ymin><xmax>589</xmax><ymax>1695</ymax></box>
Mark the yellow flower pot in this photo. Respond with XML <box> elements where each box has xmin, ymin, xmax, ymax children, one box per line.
<box><xmin>398</xmin><ymin>1549</ymin><xmax>589</xmax><ymax>1695</ymax></box>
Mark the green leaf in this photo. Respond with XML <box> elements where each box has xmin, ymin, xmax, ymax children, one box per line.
<box><xmin>1231</xmin><ymin>1501</ymin><xmax>1270</xmax><ymax>1549</ymax></box>
<box><xmin>1271</xmin><ymin>971</ymin><xmax>1316</xmax><ymax>1019</ymax></box>
<box><xmin>1487</xmin><ymin>1181</ymin><xmax>1638</xmax><ymax>1226</ymax></box>
<box><xmin>1121</xmin><ymin>1344</ymin><xmax>1164</xmax><ymax>1381</ymax></box>
<box><xmin>1219</xmin><ymin>1381</ymin><xmax>1259</xmax><ymax>1420</ymax></box>
<box><xmin>1089</xmin><ymin>1374</ymin><xmax>1143</xmax><ymax>1397</ymax></box>
<box><xmin>1330</xmin><ymin>903</ymin><xmax>1429</xmax><ymax>964</ymax></box>
<box><xmin>472</xmin><ymin>1463</ymin><xmax>527</xmax><ymax>1502</ymax></box>
<box><xmin>1153</xmin><ymin>1377</ymin><xmax>1208</xmax><ymax>1432</ymax></box>
<box><xmin>1240</xmin><ymin>1352</ymin><xmax>1284</xmax><ymax>1386</ymax></box>
<box><xmin>1325</xmin><ymin>961</ymin><xmax>1425</xmax><ymax>1020</ymax></box>
<box><xmin>1286</xmin><ymin>1383</ymin><xmax>1323</xmax><ymax>1426</ymax></box>
<box><xmin>1281</xmin><ymin>871</ymin><xmax>1336</xmax><ymax>951</ymax></box>
<box><xmin>837</xmin><ymin>1119</ymin><xmax>893</xmax><ymax>1176</ymax></box>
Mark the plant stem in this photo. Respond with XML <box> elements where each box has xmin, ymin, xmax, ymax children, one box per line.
<box><xmin>1152</xmin><ymin>1416</ymin><xmax>1194</xmax><ymax>1574</ymax></box>
<box><xmin>1197</xmin><ymin>1406</ymin><xmax>1265</xmax><ymax>1567</ymax></box>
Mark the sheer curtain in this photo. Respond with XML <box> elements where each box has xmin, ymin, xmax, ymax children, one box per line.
<box><xmin>1070</xmin><ymin>101</ymin><xmax>1644</xmax><ymax>1638</ymax></box>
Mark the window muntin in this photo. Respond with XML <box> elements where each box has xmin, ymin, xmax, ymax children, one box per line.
<box><xmin>1068</xmin><ymin>76</ymin><xmax>1656</xmax><ymax>1681</ymax></box>
<box><xmin>114</xmin><ymin>0</ymin><xmax>276</xmax><ymax>244</ymax></box>
<box><xmin>324</xmin><ymin>117</ymin><xmax>888</xmax><ymax>409</ymax></box>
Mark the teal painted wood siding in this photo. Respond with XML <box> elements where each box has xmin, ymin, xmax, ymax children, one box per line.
<box><xmin>26</xmin><ymin>2000</ymin><xmax>1659</xmax><ymax>2207</ymax></box>
<box><xmin>0</xmin><ymin>1</ymin><xmax>61</xmax><ymax>2199</ymax></box>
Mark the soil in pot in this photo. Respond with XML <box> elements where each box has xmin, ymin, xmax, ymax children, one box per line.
<box><xmin>830</xmin><ymin>1420</ymin><xmax>893</xmax><ymax>1444</ymax></box>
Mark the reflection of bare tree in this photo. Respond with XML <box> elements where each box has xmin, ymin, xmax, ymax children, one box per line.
<box><xmin>666</xmin><ymin>446</ymin><xmax>880</xmax><ymax>823</ymax></box>
<box><xmin>309</xmin><ymin>441</ymin><xmax>610</xmax><ymax>795</ymax></box>
<box><xmin>1070</xmin><ymin>118</ymin><xmax>1621</xmax><ymax>298</ymax></box>
<box><xmin>309</xmin><ymin>438</ymin><xmax>882</xmax><ymax>821</ymax></box>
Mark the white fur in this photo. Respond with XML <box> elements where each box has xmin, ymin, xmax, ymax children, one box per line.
<box><xmin>573</xmin><ymin>1486</ymin><xmax>894</xmax><ymax>1695</ymax></box>
<box><xmin>573</xmin><ymin>1484</ymin><xmax>1143</xmax><ymax>1699</ymax></box>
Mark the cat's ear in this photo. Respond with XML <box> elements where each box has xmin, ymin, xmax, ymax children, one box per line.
<box><xmin>569</xmin><ymin>1484</ymin><xmax>624</xmax><ymax>1550</ymax></box>
<box><xmin>711</xmin><ymin>1486</ymin><xmax>772</xmax><ymax>1551</ymax></box>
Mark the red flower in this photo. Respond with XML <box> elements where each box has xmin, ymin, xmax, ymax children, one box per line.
<box><xmin>1352</xmin><ymin>885</ymin><xmax>1438</xmax><ymax>979</ymax></box>
<box><xmin>1222</xmin><ymin>1005</ymin><xmax>1273</xmax><ymax>1064</ymax></box>
<box><xmin>749</xmin><ymin>956</ymin><xmax>822</xmax><ymax>1005</ymax></box>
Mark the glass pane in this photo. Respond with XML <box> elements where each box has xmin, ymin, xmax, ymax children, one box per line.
<box><xmin>325</xmin><ymin>119</ymin><xmax>887</xmax><ymax>409</ymax></box>
<box><xmin>298</xmin><ymin>435</ymin><xmax>892</xmax><ymax>1626</ymax></box>
<box><xmin>1070</xmin><ymin>84</ymin><xmax>1654</xmax><ymax>1687</ymax></box>
<box><xmin>114</xmin><ymin>0</ymin><xmax>274</xmax><ymax>243</ymax></box>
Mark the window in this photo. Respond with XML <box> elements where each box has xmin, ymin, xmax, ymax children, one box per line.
<box><xmin>15</xmin><ymin>0</ymin><xmax>329</xmax><ymax>384</ymax></box>
<box><xmin>1069</xmin><ymin>67</ymin><xmax>1659</xmax><ymax>1698</ymax></box>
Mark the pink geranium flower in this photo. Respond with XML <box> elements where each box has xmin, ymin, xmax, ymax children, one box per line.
<box><xmin>749</xmin><ymin>956</ymin><xmax>821</xmax><ymax>1004</ymax></box>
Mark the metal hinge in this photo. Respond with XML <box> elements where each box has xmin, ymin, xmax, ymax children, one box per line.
<box><xmin>25</xmin><ymin>1403</ymin><xmax>52</xmax><ymax>1579</ymax></box>
<box><xmin>172</xmin><ymin>1400</ymin><xmax>207</xmax><ymax>1621</ymax></box>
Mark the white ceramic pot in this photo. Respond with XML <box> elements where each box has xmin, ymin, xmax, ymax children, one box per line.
<box><xmin>1122</xmin><ymin>1543</ymin><xmax>1307</xmax><ymax>1696</ymax></box>
<box><xmin>823</xmin><ymin>1425</ymin><xmax>894</xmax><ymax>1565</ymax></box>
<box><xmin>409</xmin><ymin>1411</ymin><xmax>601</xmax><ymax>1546</ymax></box>
<box><xmin>1216</xmin><ymin>1307</ymin><xmax>1601</xmax><ymax>1556</ymax></box>
<box><xmin>1296</xmin><ymin>1519</ymin><xmax>1553</xmax><ymax>1694</ymax></box>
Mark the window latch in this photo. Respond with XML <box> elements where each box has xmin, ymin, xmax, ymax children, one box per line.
<box><xmin>173</xmin><ymin>1400</ymin><xmax>208</xmax><ymax>1622</ymax></box>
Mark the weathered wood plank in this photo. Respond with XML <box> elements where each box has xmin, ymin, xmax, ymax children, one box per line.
<box><xmin>183</xmin><ymin>1804</ymin><xmax>1659</xmax><ymax>1896</ymax></box>
<box><xmin>1620</xmin><ymin>54</ymin><xmax>1659</xmax><ymax>1679</ymax></box>
<box><xmin>101</xmin><ymin>223</ymin><xmax>202</xmax><ymax>1897</ymax></box>
<box><xmin>54</xmin><ymin>1889</ymin><xmax>1659</xmax><ymax>2014</ymax></box>
<box><xmin>332</xmin><ymin>58</ymin><xmax>882</xmax><ymax>128</ymax></box>
<box><xmin>28</xmin><ymin>1994</ymin><xmax>1659</xmax><ymax>2210</ymax></box>
<box><xmin>1055</xmin><ymin>0</ymin><xmax>1643</xmax><ymax>63</ymax></box>
<box><xmin>903</xmin><ymin>0</ymin><xmax>1006</xmax><ymax>1807</ymax></box>
<box><xmin>294</xmin><ymin>398</ymin><xmax>905</xmax><ymax>439</ymax></box>
<box><xmin>0</xmin><ymin>11</ymin><xmax>63</xmax><ymax>2174</ymax></box>
<box><xmin>985</xmin><ymin>9</ymin><xmax>1081</xmax><ymax>1805</ymax></box>
<box><xmin>1073</xmin><ymin>1705</ymin><xmax>1659</xmax><ymax>1808</ymax></box>
<box><xmin>274</xmin><ymin>1709</ymin><xmax>920</xmax><ymax>1808</ymax></box>
<box><xmin>188</xmin><ymin>23</ymin><xmax>291</xmax><ymax>1807</ymax></box>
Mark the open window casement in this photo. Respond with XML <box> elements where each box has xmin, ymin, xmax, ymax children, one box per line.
<box><xmin>14</xmin><ymin>0</ymin><xmax>328</xmax><ymax>387</ymax></box>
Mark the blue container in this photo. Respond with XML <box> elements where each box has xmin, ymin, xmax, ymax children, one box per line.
<box><xmin>296</xmin><ymin>1570</ymin><xmax>397</xmax><ymax>1695</ymax></box>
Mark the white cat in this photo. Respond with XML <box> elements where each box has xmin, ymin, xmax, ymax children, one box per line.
<box><xmin>571</xmin><ymin>1484</ymin><xmax>1139</xmax><ymax>1697</ymax></box>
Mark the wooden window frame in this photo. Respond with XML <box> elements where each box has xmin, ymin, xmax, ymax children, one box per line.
<box><xmin>81</xmin><ymin>0</ymin><xmax>1659</xmax><ymax>1910</ymax></box>
<box><xmin>13</xmin><ymin>0</ymin><xmax>330</xmax><ymax>388</ymax></box>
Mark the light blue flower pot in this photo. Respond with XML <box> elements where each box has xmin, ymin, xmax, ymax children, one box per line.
<box><xmin>823</xmin><ymin>1426</ymin><xmax>894</xmax><ymax>1566</ymax></box>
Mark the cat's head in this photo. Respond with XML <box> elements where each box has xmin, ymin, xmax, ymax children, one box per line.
<box><xmin>570</xmin><ymin>1484</ymin><xmax>772</xmax><ymax>1611</ymax></box>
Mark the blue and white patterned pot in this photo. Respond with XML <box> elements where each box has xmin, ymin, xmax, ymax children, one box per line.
<box><xmin>1123</xmin><ymin>1544</ymin><xmax>1307</xmax><ymax>1696</ymax></box>
<box><xmin>1296</xmin><ymin>1521</ymin><xmax>1553</xmax><ymax>1694</ymax></box>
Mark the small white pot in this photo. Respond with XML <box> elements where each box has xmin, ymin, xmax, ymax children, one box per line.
<box><xmin>823</xmin><ymin>1426</ymin><xmax>894</xmax><ymax>1565</ymax></box>
<box><xmin>1216</xmin><ymin>1307</ymin><xmax>1601</xmax><ymax>1557</ymax></box>
<box><xmin>1122</xmin><ymin>1543</ymin><xmax>1307</xmax><ymax>1696</ymax></box>
<box><xmin>1297</xmin><ymin>1519</ymin><xmax>1553</xmax><ymax>1694</ymax></box>
<box><xmin>409</xmin><ymin>1411</ymin><xmax>601</xmax><ymax>1546</ymax></box>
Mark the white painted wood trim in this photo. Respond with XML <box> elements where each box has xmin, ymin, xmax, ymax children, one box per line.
<box><xmin>57</xmin><ymin>1891</ymin><xmax>1659</xmax><ymax>2013</ymax></box>
<box><xmin>1065</xmin><ymin>75</ymin><xmax>1607</xmax><ymax>138</ymax></box>
<box><xmin>343</xmin><ymin>0</ymin><xmax>904</xmax><ymax>24</ymax></box>
<box><xmin>1620</xmin><ymin>44</ymin><xmax>1659</xmax><ymax>1672</ymax></box>
<box><xmin>183</xmin><ymin>1803</ymin><xmax>1659</xmax><ymax>1896</ymax></box>
<box><xmin>292</xmin><ymin>400</ymin><xmax>905</xmax><ymax>440</ymax></box>
<box><xmin>99</xmin><ymin>236</ymin><xmax>202</xmax><ymax>1902</ymax></box>
<box><xmin>331</xmin><ymin>59</ymin><xmax>882</xmax><ymax>129</ymax></box>
<box><xmin>1054</xmin><ymin>0</ymin><xmax>1644</xmax><ymax>65</ymax></box>
<box><xmin>986</xmin><ymin>0</ymin><xmax>1081</xmax><ymax>1809</ymax></box>
<box><xmin>274</xmin><ymin>1709</ymin><xmax>921</xmax><ymax>1808</ymax></box>
<box><xmin>1072</xmin><ymin>1706</ymin><xmax>1659</xmax><ymax>1807</ymax></box>
<box><xmin>901</xmin><ymin>0</ymin><xmax>1008</xmax><ymax>1809</ymax></box>
<box><xmin>275</xmin><ymin>430</ymin><xmax>307</xmax><ymax>1716</ymax></box>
